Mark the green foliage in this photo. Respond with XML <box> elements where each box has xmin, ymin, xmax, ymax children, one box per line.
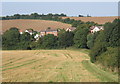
<box><xmin>87</xmin><ymin>32</ymin><xmax>99</xmax><ymax>49</ymax></box>
<box><xmin>2</xmin><ymin>13</ymin><xmax>66</xmax><ymax>20</ymax></box>
<box><xmin>74</xmin><ymin>27</ymin><xmax>89</xmax><ymax>48</ymax></box>
<box><xmin>90</xmin><ymin>42</ymin><xmax>107</xmax><ymax>63</ymax></box>
<box><xmin>104</xmin><ymin>19</ymin><xmax>120</xmax><ymax>47</ymax></box>
<box><xmin>90</xmin><ymin>19</ymin><xmax>120</xmax><ymax>71</ymax></box>
<box><xmin>2</xmin><ymin>27</ymin><xmax>20</xmax><ymax>50</ymax></box>
<box><xmin>58</xmin><ymin>31</ymin><xmax>74</xmax><ymax>48</ymax></box>
<box><xmin>18</xmin><ymin>32</ymin><xmax>34</xmax><ymax>50</ymax></box>
<box><xmin>2</xmin><ymin>28</ymin><xmax>35</xmax><ymax>50</ymax></box>
<box><xmin>40</xmin><ymin>34</ymin><xmax>58</xmax><ymax>49</ymax></box>
<box><xmin>97</xmin><ymin>47</ymin><xmax>119</xmax><ymax>71</ymax></box>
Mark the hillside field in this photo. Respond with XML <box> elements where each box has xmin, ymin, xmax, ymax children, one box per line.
<box><xmin>62</xmin><ymin>16</ymin><xmax>118</xmax><ymax>24</ymax></box>
<box><xmin>1</xmin><ymin>19</ymin><xmax>71</xmax><ymax>33</ymax></box>
<box><xmin>1</xmin><ymin>50</ymin><xmax>118</xmax><ymax>82</ymax></box>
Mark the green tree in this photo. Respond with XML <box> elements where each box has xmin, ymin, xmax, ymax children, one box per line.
<box><xmin>90</xmin><ymin>19</ymin><xmax>120</xmax><ymax>66</ymax></box>
<box><xmin>41</xmin><ymin>34</ymin><xmax>58</xmax><ymax>49</ymax></box>
<box><xmin>97</xmin><ymin>47</ymin><xmax>118</xmax><ymax>71</ymax></box>
<box><xmin>74</xmin><ymin>27</ymin><xmax>89</xmax><ymax>48</ymax></box>
<box><xmin>87</xmin><ymin>32</ymin><xmax>99</xmax><ymax>49</ymax></box>
<box><xmin>2</xmin><ymin>27</ymin><xmax>20</xmax><ymax>50</ymax></box>
<box><xmin>58</xmin><ymin>31</ymin><xmax>74</xmax><ymax>48</ymax></box>
<box><xmin>18</xmin><ymin>32</ymin><xmax>34</xmax><ymax>50</ymax></box>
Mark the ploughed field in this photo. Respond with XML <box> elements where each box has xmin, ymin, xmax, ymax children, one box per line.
<box><xmin>1</xmin><ymin>50</ymin><xmax>118</xmax><ymax>82</ymax></box>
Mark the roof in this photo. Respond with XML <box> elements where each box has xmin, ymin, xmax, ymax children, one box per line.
<box><xmin>90</xmin><ymin>26</ymin><xmax>103</xmax><ymax>30</ymax></box>
<box><xmin>40</xmin><ymin>29</ymin><xmax>58</xmax><ymax>32</ymax></box>
<box><xmin>66</xmin><ymin>27</ymin><xmax>76</xmax><ymax>31</ymax></box>
<box><xmin>19</xmin><ymin>30</ymin><xmax>23</xmax><ymax>32</ymax></box>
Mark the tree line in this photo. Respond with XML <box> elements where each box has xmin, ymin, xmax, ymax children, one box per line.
<box><xmin>2</xmin><ymin>13</ymin><xmax>91</xmax><ymax>20</ymax></box>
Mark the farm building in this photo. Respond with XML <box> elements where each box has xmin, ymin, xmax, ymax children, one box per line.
<box><xmin>90</xmin><ymin>26</ymin><xmax>104</xmax><ymax>33</ymax></box>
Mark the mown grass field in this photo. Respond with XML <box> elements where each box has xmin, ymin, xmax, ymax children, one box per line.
<box><xmin>1</xmin><ymin>50</ymin><xmax>118</xmax><ymax>82</ymax></box>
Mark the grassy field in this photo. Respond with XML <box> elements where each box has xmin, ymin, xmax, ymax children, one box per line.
<box><xmin>62</xmin><ymin>16</ymin><xmax>118</xmax><ymax>24</ymax></box>
<box><xmin>1</xmin><ymin>19</ymin><xmax>71</xmax><ymax>33</ymax></box>
<box><xmin>1</xmin><ymin>50</ymin><xmax>118</xmax><ymax>82</ymax></box>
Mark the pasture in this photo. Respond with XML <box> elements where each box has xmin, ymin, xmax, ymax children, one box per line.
<box><xmin>1</xmin><ymin>50</ymin><xmax>118</xmax><ymax>82</ymax></box>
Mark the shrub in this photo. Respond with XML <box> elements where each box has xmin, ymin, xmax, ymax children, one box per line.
<box><xmin>97</xmin><ymin>47</ymin><xmax>119</xmax><ymax>72</ymax></box>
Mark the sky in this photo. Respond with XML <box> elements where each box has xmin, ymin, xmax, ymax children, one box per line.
<box><xmin>1</xmin><ymin>0</ymin><xmax>120</xmax><ymax>2</ymax></box>
<box><xmin>2</xmin><ymin>2</ymin><xmax>118</xmax><ymax>17</ymax></box>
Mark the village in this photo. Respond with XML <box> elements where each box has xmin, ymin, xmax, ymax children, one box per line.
<box><xmin>19</xmin><ymin>26</ymin><xmax>104</xmax><ymax>41</ymax></box>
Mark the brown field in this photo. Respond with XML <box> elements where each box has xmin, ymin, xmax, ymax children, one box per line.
<box><xmin>1</xmin><ymin>19</ymin><xmax>71</xmax><ymax>33</ymax></box>
<box><xmin>62</xmin><ymin>16</ymin><xmax>118</xmax><ymax>24</ymax></box>
<box><xmin>1</xmin><ymin>50</ymin><xmax>118</xmax><ymax>82</ymax></box>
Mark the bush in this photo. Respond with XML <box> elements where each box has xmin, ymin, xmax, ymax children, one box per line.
<box><xmin>97</xmin><ymin>47</ymin><xmax>119</xmax><ymax>72</ymax></box>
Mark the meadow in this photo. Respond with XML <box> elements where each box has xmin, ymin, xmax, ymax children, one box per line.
<box><xmin>1</xmin><ymin>50</ymin><xmax>118</xmax><ymax>82</ymax></box>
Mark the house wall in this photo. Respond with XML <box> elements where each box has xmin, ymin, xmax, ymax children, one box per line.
<box><xmin>40</xmin><ymin>32</ymin><xmax>46</xmax><ymax>36</ymax></box>
<box><xmin>46</xmin><ymin>31</ymin><xmax>58</xmax><ymax>36</ymax></box>
<box><xmin>40</xmin><ymin>31</ymin><xmax>58</xmax><ymax>36</ymax></box>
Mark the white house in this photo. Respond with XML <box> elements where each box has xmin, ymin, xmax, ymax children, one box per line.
<box><xmin>34</xmin><ymin>34</ymin><xmax>40</xmax><ymax>40</ymax></box>
<box><xmin>25</xmin><ymin>29</ymin><xmax>33</xmax><ymax>35</ymax></box>
<box><xmin>66</xmin><ymin>27</ymin><xmax>76</xmax><ymax>32</ymax></box>
<box><xmin>19</xmin><ymin>30</ymin><xmax>23</xmax><ymax>34</ymax></box>
<box><xmin>90</xmin><ymin>26</ymin><xmax>104</xmax><ymax>33</ymax></box>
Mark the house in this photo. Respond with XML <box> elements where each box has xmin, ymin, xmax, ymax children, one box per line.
<box><xmin>90</xmin><ymin>26</ymin><xmax>104</xmax><ymax>33</ymax></box>
<box><xmin>25</xmin><ymin>29</ymin><xmax>33</xmax><ymax>35</ymax></box>
<box><xmin>66</xmin><ymin>27</ymin><xmax>76</xmax><ymax>32</ymax></box>
<box><xmin>34</xmin><ymin>34</ymin><xmax>40</xmax><ymax>40</ymax></box>
<box><xmin>19</xmin><ymin>30</ymin><xmax>23</xmax><ymax>34</ymax></box>
<box><xmin>40</xmin><ymin>29</ymin><xmax>58</xmax><ymax>36</ymax></box>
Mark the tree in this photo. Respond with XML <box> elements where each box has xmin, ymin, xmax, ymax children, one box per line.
<box><xmin>87</xmin><ymin>32</ymin><xmax>99</xmax><ymax>49</ymax></box>
<box><xmin>30</xmin><ymin>13</ymin><xmax>40</xmax><ymax>19</ymax></box>
<box><xmin>41</xmin><ymin>34</ymin><xmax>58</xmax><ymax>49</ymax></box>
<box><xmin>2</xmin><ymin>27</ymin><xmax>20</xmax><ymax>50</ymax></box>
<box><xmin>90</xmin><ymin>19</ymin><xmax>120</xmax><ymax>66</ymax></box>
<box><xmin>104</xmin><ymin>19</ymin><xmax>120</xmax><ymax>47</ymax></box>
<box><xmin>13</xmin><ymin>14</ymin><xmax>21</xmax><ymax>19</ymax></box>
<box><xmin>74</xmin><ymin>27</ymin><xmax>89</xmax><ymax>48</ymax></box>
<box><xmin>18</xmin><ymin>32</ymin><xmax>34</xmax><ymax>50</ymax></box>
<box><xmin>78</xmin><ymin>14</ymin><xmax>84</xmax><ymax>17</ymax></box>
<box><xmin>58</xmin><ymin>31</ymin><xmax>74</xmax><ymax>48</ymax></box>
<box><xmin>97</xmin><ymin>47</ymin><xmax>118</xmax><ymax>71</ymax></box>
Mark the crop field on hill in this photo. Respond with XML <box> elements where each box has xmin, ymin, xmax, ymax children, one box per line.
<box><xmin>1</xmin><ymin>19</ymin><xmax>71</xmax><ymax>33</ymax></box>
<box><xmin>62</xmin><ymin>16</ymin><xmax>118</xmax><ymax>24</ymax></box>
<box><xmin>1</xmin><ymin>50</ymin><xmax>118</xmax><ymax>82</ymax></box>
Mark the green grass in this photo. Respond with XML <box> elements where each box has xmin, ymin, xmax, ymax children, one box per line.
<box><xmin>82</xmin><ymin>60</ymin><xmax>118</xmax><ymax>82</ymax></box>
